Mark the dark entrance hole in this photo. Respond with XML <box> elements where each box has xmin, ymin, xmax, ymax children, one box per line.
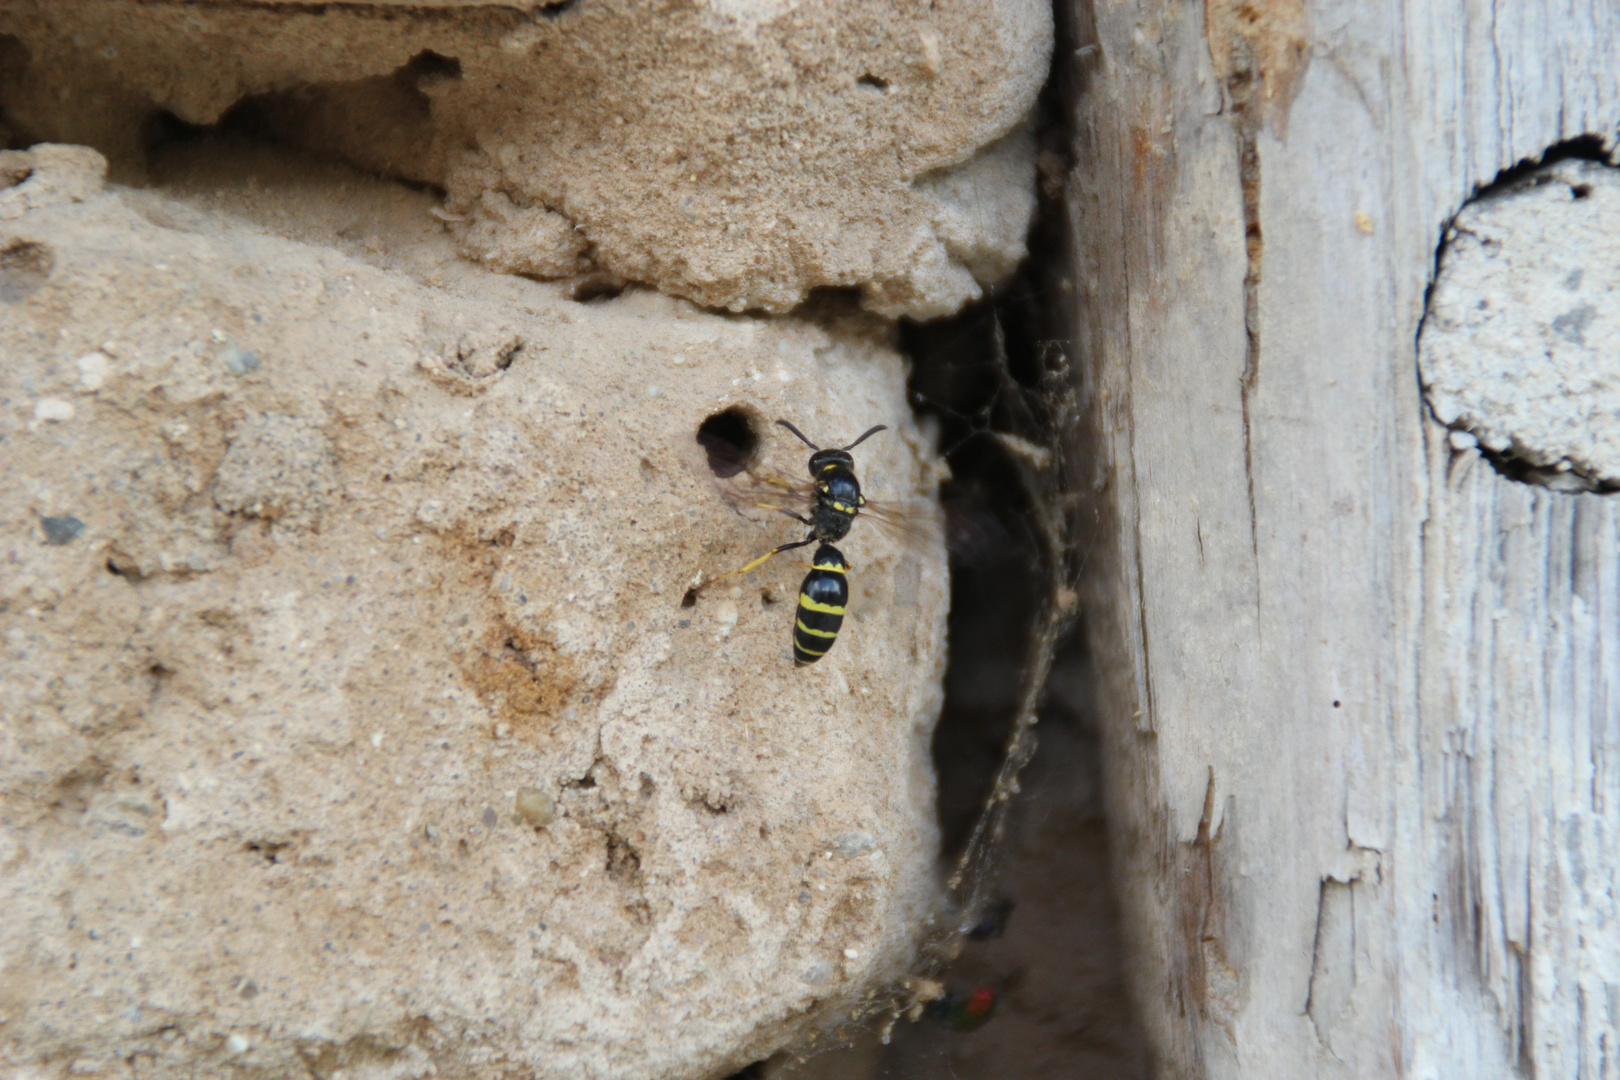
<box><xmin>0</xmin><ymin>239</ymin><xmax>52</xmax><ymax>302</ymax></box>
<box><xmin>696</xmin><ymin>406</ymin><xmax>761</xmax><ymax>478</ymax></box>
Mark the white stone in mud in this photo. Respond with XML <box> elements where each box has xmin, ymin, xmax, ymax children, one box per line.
<box><xmin>1421</xmin><ymin>160</ymin><xmax>1620</xmax><ymax>484</ymax></box>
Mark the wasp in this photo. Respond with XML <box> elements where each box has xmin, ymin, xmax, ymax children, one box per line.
<box><xmin>698</xmin><ymin>420</ymin><xmax>889</xmax><ymax>665</ymax></box>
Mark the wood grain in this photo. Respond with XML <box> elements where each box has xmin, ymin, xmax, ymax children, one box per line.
<box><xmin>1063</xmin><ymin>0</ymin><xmax>1620</xmax><ymax>1073</ymax></box>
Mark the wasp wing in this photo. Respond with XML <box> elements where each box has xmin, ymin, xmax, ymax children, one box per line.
<box><xmin>860</xmin><ymin>496</ymin><xmax>945</xmax><ymax>548</ymax></box>
<box><xmin>707</xmin><ymin>467</ymin><xmax>816</xmax><ymax>523</ymax></box>
<box><xmin>839</xmin><ymin>492</ymin><xmax>946</xmax><ymax>630</ymax></box>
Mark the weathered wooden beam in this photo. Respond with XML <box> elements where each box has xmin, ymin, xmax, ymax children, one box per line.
<box><xmin>1064</xmin><ymin>0</ymin><xmax>1620</xmax><ymax>1073</ymax></box>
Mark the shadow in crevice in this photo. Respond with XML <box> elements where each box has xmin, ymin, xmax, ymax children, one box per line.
<box><xmin>141</xmin><ymin>48</ymin><xmax>459</xmax><ymax>195</ymax></box>
<box><xmin>778</xmin><ymin>0</ymin><xmax>1147</xmax><ymax>1072</ymax></box>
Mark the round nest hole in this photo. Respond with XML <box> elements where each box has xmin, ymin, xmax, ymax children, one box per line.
<box><xmin>696</xmin><ymin>406</ymin><xmax>762</xmax><ymax>478</ymax></box>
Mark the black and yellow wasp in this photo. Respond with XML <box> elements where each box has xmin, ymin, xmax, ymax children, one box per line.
<box><xmin>699</xmin><ymin>419</ymin><xmax>892</xmax><ymax>666</ymax></box>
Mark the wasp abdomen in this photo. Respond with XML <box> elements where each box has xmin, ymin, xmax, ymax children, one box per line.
<box><xmin>793</xmin><ymin>545</ymin><xmax>851</xmax><ymax>666</ymax></box>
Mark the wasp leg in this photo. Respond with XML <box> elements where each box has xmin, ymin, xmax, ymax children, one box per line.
<box><xmin>695</xmin><ymin>537</ymin><xmax>814</xmax><ymax>595</ymax></box>
<box><xmin>750</xmin><ymin>502</ymin><xmax>813</xmax><ymax>528</ymax></box>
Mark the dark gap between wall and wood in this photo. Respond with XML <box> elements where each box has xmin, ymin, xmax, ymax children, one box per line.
<box><xmin>767</xmin><ymin>2</ymin><xmax>1147</xmax><ymax>1074</ymax></box>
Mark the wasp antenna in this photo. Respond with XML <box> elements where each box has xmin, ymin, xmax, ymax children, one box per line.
<box><xmin>776</xmin><ymin>419</ymin><xmax>821</xmax><ymax>451</ymax></box>
<box><xmin>841</xmin><ymin>424</ymin><xmax>888</xmax><ymax>451</ymax></box>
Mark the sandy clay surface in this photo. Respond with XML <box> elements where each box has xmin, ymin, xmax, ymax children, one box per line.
<box><xmin>0</xmin><ymin>143</ymin><xmax>950</xmax><ymax>1080</ymax></box>
<box><xmin>0</xmin><ymin>0</ymin><xmax>1054</xmax><ymax>1074</ymax></box>
<box><xmin>0</xmin><ymin>0</ymin><xmax>1049</xmax><ymax>318</ymax></box>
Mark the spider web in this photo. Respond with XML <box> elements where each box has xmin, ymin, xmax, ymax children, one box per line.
<box><xmin>833</xmin><ymin>309</ymin><xmax>1091</xmax><ymax>1040</ymax></box>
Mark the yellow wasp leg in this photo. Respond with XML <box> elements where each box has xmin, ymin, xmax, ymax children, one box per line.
<box><xmin>695</xmin><ymin>537</ymin><xmax>813</xmax><ymax>595</ymax></box>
